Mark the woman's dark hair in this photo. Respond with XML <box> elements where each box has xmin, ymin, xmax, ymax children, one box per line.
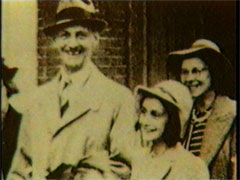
<box><xmin>166</xmin><ymin>48</ymin><xmax>235</xmax><ymax>99</ymax></box>
<box><xmin>138</xmin><ymin>93</ymin><xmax>181</xmax><ymax>148</ymax></box>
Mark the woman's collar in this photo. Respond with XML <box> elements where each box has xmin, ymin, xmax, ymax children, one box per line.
<box><xmin>193</xmin><ymin>90</ymin><xmax>216</xmax><ymax>117</ymax></box>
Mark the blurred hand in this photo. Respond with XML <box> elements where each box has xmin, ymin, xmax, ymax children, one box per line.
<box><xmin>73</xmin><ymin>167</ymin><xmax>105</xmax><ymax>180</ymax></box>
<box><xmin>109</xmin><ymin>160</ymin><xmax>131</xmax><ymax>179</ymax></box>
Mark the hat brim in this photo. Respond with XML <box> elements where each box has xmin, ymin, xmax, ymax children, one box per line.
<box><xmin>135</xmin><ymin>85</ymin><xmax>179</xmax><ymax>110</ymax></box>
<box><xmin>43</xmin><ymin>19</ymin><xmax>107</xmax><ymax>36</ymax></box>
<box><xmin>166</xmin><ymin>47</ymin><xmax>232</xmax><ymax>77</ymax></box>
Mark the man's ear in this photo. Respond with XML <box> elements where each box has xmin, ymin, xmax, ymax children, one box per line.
<box><xmin>93</xmin><ymin>33</ymin><xmax>100</xmax><ymax>43</ymax></box>
<box><xmin>49</xmin><ymin>35</ymin><xmax>60</xmax><ymax>49</ymax></box>
<box><xmin>93</xmin><ymin>32</ymin><xmax>100</xmax><ymax>40</ymax></box>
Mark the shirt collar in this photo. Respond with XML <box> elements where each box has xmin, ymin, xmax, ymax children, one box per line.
<box><xmin>58</xmin><ymin>59</ymin><xmax>93</xmax><ymax>89</ymax></box>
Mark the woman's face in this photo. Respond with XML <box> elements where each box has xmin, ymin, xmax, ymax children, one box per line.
<box><xmin>180</xmin><ymin>57</ymin><xmax>211</xmax><ymax>99</ymax></box>
<box><xmin>139</xmin><ymin>97</ymin><xmax>168</xmax><ymax>142</ymax></box>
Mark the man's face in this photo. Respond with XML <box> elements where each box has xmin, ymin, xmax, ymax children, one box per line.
<box><xmin>180</xmin><ymin>57</ymin><xmax>211</xmax><ymax>99</ymax></box>
<box><xmin>51</xmin><ymin>26</ymin><xmax>99</xmax><ymax>69</ymax></box>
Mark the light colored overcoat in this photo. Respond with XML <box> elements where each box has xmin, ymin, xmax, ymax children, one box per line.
<box><xmin>199</xmin><ymin>96</ymin><xmax>236</xmax><ymax>179</ymax></box>
<box><xmin>7</xmin><ymin>61</ymin><xmax>137</xmax><ymax>180</ymax></box>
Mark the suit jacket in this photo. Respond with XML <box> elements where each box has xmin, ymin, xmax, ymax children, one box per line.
<box><xmin>7</xmin><ymin>61</ymin><xmax>137</xmax><ymax>180</ymax></box>
<box><xmin>198</xmin><ymin>96</ymin><xmax>236</xmax><ymax>179</ymax></box>
<box><xmin>2</xmin><ymin>105</ymin><xmax>22</xmax><ymax>178</ymax></box>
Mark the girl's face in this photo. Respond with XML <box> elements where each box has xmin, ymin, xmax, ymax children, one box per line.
<box><xmin>139</xmin><ymin>97</ymin><xmax>168</xmax><ymax>143</ymax></box>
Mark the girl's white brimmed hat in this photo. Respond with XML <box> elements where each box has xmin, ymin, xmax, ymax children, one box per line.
<box><xmin>135</xmin><ymin>80</ymin><xmax>193</xmax><ymax>139</ymax></box>
<box><xmin>43</xmin><ymin>0</ymin><xmax>107</xmax><ymax>36</ymax></box>
<box><xmin>166</xmin><ymin>39</ymin><xmax>232</xmax><ymax>78</ymax></box>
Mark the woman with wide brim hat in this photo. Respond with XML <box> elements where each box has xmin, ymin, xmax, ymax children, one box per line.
<box><xmin>130</xmin><ymin>80</ymin><xmax>209</xmax><ymax>180</ymax></box>
<box><xmin>166</xmin><ymin>39</ymin><xmax>236</xmax><ymax>179</ymax></box>
<box><xmin>166</xmin><ymin>39</ymin><xmax>235</xmax><ymax>98</ymax></box>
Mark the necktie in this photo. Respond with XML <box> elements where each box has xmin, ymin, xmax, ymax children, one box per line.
<box><xmin>58</xmin><ymin>72</ymin><xmax>72</xmax><ymax>118</ymax></box>
<box><xmin>184</xmin><ymin>108</ymin><xmax>212</xmax><ymax>155</ymax></box>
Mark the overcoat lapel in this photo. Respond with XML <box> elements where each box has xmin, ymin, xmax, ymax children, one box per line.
<box><xmin>38</xmin><ymin>77</ymin><xmax>61</xmax><ymax>135</ymax></box>
<box><xmin>26</xmin><ymin>78</ymin><xmax>60</xmax><ymax>179</ymax></box>
<box><xmin>200</xmin><ymin>96</ymin><xmax>236</xmax><ymax>165</ymax></box>
<box><xmin>53</xmin><ymin>66</ymin><xmax>104</xmax><ymax>138</ymax></box>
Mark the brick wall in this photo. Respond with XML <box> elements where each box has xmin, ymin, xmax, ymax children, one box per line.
<box><xmin>37</xmin><ymin>1</ymin><xmax>129</xmax><ymax>86</ymax></box>
<box><xmin>37</xmin><ymin>1</ymin><xmax>236</xmax><ymax>92</ymax></box>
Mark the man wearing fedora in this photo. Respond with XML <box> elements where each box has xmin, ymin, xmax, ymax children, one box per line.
<box><xmin>166</xmin><ymin>39</ymin><xmax>236</xmax><ymax>179</ymax></box>
<box><xmin>7</xmin><ymin>1</ymin><xmax>136</xmax><ymax>179</ymax></box>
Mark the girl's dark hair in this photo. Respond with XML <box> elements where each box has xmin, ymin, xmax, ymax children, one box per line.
<box><xmin>138</xmin><ymin>93</ymin><xmax>181</xmax><ymax>148</ymax></box>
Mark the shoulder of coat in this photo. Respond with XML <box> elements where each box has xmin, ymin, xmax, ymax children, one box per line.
<box><xmin>178</xmin><ymin>149</ymin><xmax>209</xmax><ymax>179</ymax></box>
<box><xmin>213</xmin><ymin>96</ymin><xmax>236</xmax><ymax>119</ymax></box>
<box><xmin>187</xmin><ymin>155</ymin><xmax>209</xmax><ymax>179</ymax></box>
<box><xmin>94</xmin><ymin>70</ymin><xmax>134</xmax><ymax>101</ymax></box>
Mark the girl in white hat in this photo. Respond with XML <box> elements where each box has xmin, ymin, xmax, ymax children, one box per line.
<box><xmin>130</xmin><ymin>80</ymin><xmax>209</xmax><ymax>180</ymax></box>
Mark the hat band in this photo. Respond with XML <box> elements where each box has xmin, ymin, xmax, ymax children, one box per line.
<box><xmin>56</xmin><ymin>19</ymin><xmax>75</xmax><ymax>25</ymax></box>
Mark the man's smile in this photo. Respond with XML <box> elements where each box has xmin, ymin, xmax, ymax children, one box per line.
<box><xmin>61</xmin><ymin>46</ymin><xmax>86</xmax><ymax>56</ymax></box>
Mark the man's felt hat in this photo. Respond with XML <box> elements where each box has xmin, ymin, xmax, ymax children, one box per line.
<box><xmin>43</xmin><ymin>0</ymin><xmax>108</xmax><ymax>36</ymax></box>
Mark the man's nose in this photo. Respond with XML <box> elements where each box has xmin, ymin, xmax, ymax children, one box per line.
<box><xmin>66</xmin><ymin>36</ymin><xmax>79</xmax><ymax>48</ymax></box>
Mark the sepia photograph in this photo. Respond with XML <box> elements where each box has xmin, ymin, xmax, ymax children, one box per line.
<box><xmin>1</xmin><ymin>0</ymin><xmax>237</xmax><ymax>179</ymax></box>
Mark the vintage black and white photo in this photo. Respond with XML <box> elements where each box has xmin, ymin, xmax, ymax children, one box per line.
<box><xmin>2</xmin><ymin>1</ymin><xmax>237</xmax><ymax>179</ymax></box>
